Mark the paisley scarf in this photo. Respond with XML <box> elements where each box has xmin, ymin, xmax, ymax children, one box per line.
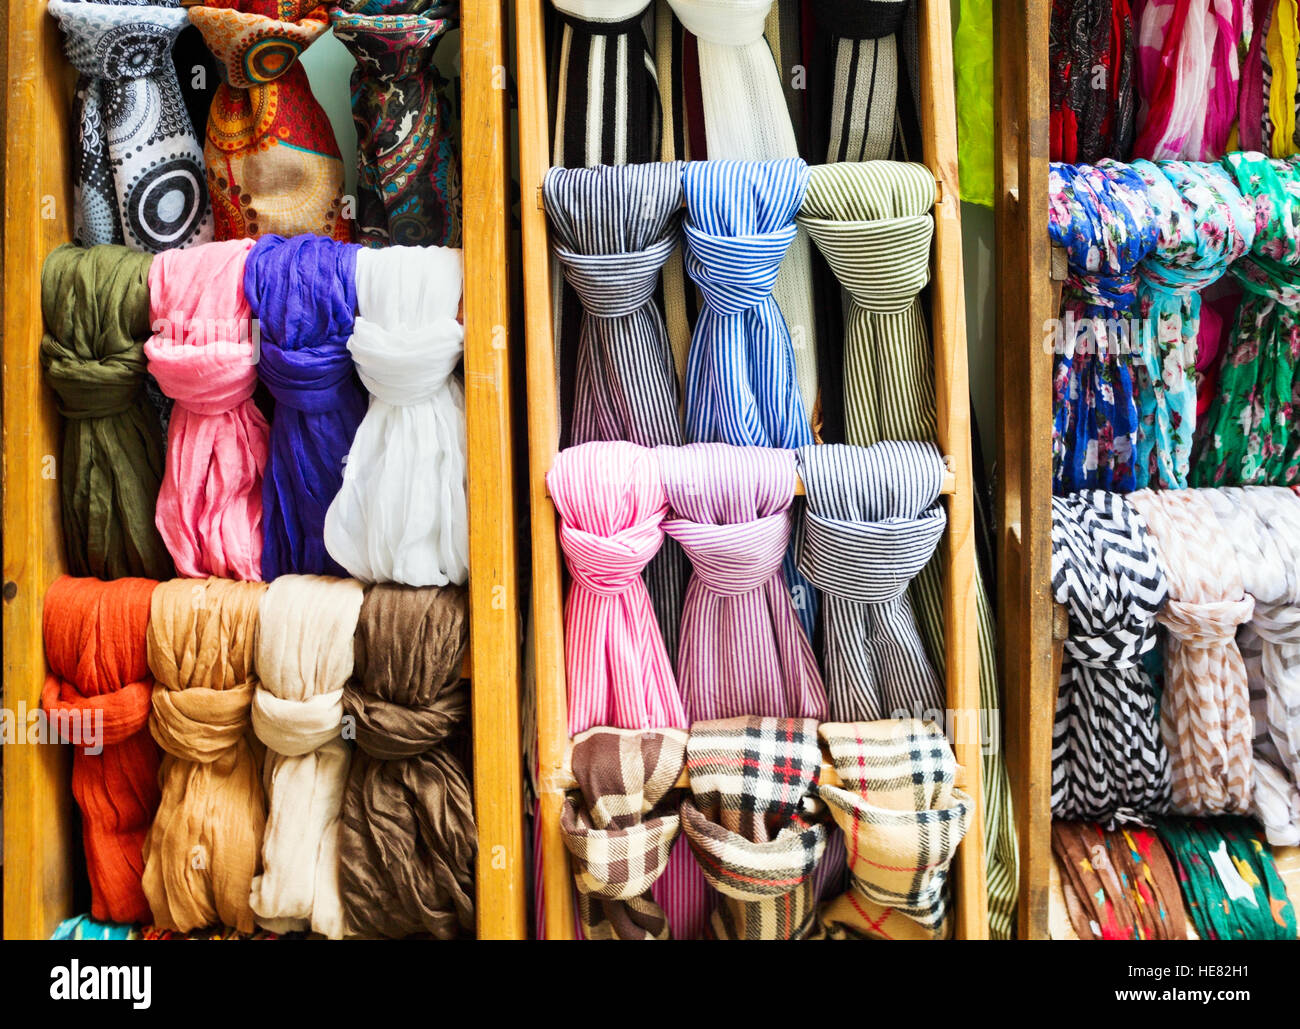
<box><xmin>1049</xmin><ymin>0</ymin><xmax>1137</xmax><ymax>163</ymax></box>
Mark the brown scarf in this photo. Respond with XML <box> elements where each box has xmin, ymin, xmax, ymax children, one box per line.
<box><xmin>142</xmin><ymin>577</ymin><xmax>268</xmax><ymax>932</ymax></box>
<box><xmin>339</xmin><ymin>583</ymin><xmax>476</xmax><ymax>938</ymax></box>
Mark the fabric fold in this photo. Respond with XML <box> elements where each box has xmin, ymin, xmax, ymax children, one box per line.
<box><xmin>1049</xmin><ymin>0</ymin><xmax>1136</xmax><ymax>163</ymax></box>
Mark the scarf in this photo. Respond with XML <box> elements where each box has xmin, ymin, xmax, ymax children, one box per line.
<box><xmin>331</xmin><ymin>1</ymin><xmax>461</xmax><ymax>247</ymax></box>
<box><xmin>1194</xmin><ymin>152</ymin><xmax>1300</xmax><ymax>487</ymax></box>
<box><xmin>547</xmin><ymin>441</ymin><xmax>686</xmax><ymax>735</ymax></box>
<box><xmin>1266</xmin><ymin>0</ymin><xmax>1299</xmax><ymax>157</ymax></box>
<box><xmin>323</xmin><ymin>245</ymin><xmax>468</xmax><ymax>585</ymax></box>
<box><xmin>560</xmin><ymin>727</ymin><xmax>688</xmax><ymax>939</ymax></box>
<box><xmin>1130</xmin><ymin>159</ymin><xmax>1256</xmax><ymax>488</ymax></box>
<box><xmin>41</xmin><ymin>576</ymin><xmax>161</xmax><ymax>925</ymax></box>
<box><xmin>1204</xmin><ymin>487</ymin><xmax>1300</xmax><ymax>845</ymax></box>
<box><xmin>48</xmin><ymin>0</ymin><xmax>213</xmax><ymax>251</ymax></box>
<box><xmin>816</xmin><ymin>720</ymin><xmax>972</xmax><ymax>939</ymax></box>
<box><xmin>1051</xmin><ymin>490</ymin><xmax>1171</xmax><ymax>821</ymax></box>
<box><xmin>340</xmin><ymin>583</ymin><xmax>476</xmax><ymax>938</ymax></box>
<box><xmin>249</xmin><ymin>574</ymin><xmax>363</xmax><ymax>938</ymax></box>
<box><xmin>1053</xmin><ymin>821</ymin><xmax>1187</xmax><ymax>939</ymax></box>
<box><xmin>1156</xmin><ymin>816</ymin><xmax>1297</xmax><ymax>939</ymax></box>
<box><xmin>1133</xmin><ymin>0</ymin><xmax>1212</xmax><ymax>160</ymax></box>
<box><xmin>795</xmin><ymin>441</ymin><xmax>946</xmax><ymax>721</ymax></box>
<box><xmin>40</xmin><ymin>244</ymin><xmax>173</xmax><ymax>580</ymax></box>
<box><xmin>658</xmin><ymin>442</ymin><xmax>826</xmax><ymax>722</ymax></box>
<box><xmin>244</xmin><ymin>234</ymin><xmax>365</xmax><ymax>579</ymax></box>
<box><xmin>52</xmin><ymin>915</ymin><xmax>142</xmax><ymax>941</ymax></box>
<box><xmin>142</xmin><ymin>576</ymin><xmax>268</xmax><ymax>933</ymax></box>
<box><xmin>543</xmin><ymin>162</ymin><xmax>688</xmax><ymax>658</ymax></box>
<box><xmin>145</xmin><ymin>238</ymin><xmax>268</xmax><ymax>580</ymax></box>
<box><xmin>1049</xmin><ymin>0</ymin><xmax>1137</xmax><ymax>162</ymax></box>
<box><xmin>1048</xmin><ymin>160</ymin><xmax>1158</xmax><ymax>493</ymax></box>
<box><xmin>680</xmin><ymin>716</ymin><xmax>827</xmax><ymax>939</ymax></box>
<box><xmin>1127</xmin><ymin>488</ymin><xmax>1255</xmax><ymax>814</ymax></box>
<box><xmin>666</xmin><ymin>0</ymin><xmax>820</xmax><ymax>419</ymax></box>
<box><xmin>189</xmin><ymin>0</ymin><xmax>351</xmax><ymax>240</ymax></box>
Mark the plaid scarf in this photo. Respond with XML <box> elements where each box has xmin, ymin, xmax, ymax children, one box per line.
<box><xmin>680</xmin><ymin>716</ymin><xmax>826</xmax><ymax>940</ymax></box>
<box><xmin>815</xmin><ymin>720</ymin><xmax>972</xmax><ymax>940</ymax></box>
<box><xmin>560</xmin><ymin>727</ymin><xmax>688</xmax><ymax>940</ymax></box>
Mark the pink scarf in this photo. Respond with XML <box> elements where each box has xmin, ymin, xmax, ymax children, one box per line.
<box><xmin>145</xmin><ymin>239</ymin><xmax>268</xmax><ymax>580</ymax></box>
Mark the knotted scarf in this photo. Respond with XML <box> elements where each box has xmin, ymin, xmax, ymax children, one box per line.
<box><xmin>816</xmin><ymin>720</ymin><xmax>972</xmax><ymax>940</ymax></box>
<box><xmin>658</xmin><ymin>443</ymin><xmax>826</xmax><ymax>722</ymax></box>
<box><xmin>547</xmin><ymin>441</ymin><xmax>686</xmax><ymax>735</ymax></box>
<box><xmin>549</xmin><ymin>0</ymin><xmax>660</xmax><ymax>167</ymax></box>
<box><xmin>331</xmin><ymin>1</ymin><xmax>461</xmax><ymax>247</ymax></box>
<box><xmin>1194</xmin><ymin>152</ymin><xmax>1300</xmax><ymax>487</ymax></box>
<box><xmin>143</xmin><ymin>577</ymin><xmax>268</xmax><ymax>932</ymax></box>
<box><xmin>249</xmin><ymin>574</ymin><xmax>363</xmax><ymax>938</ymax></box>
<box><xmin>807</xmin><ymin>0</ymin><xmax>920</xmax><ymax>164</ymax></box>
<box><xmin>680</xmin><ymin>716</ymin><xmax>827</xmax><ymax>940</ymax></box>
<box><xmin>1048</xmin><ymin>160</ymin><xmax>1158</xmax><ymax>493</ymax></box>
<box><xmin>1051</xmin><ymin>490</ymin><xmax>1171</xmax><ymax>821</ymax></box>
<box><xmin>1130</xmin><ymin>159</ymin><xmax>1255</xmax><ymax>488</ymax></box>
<box><xmin>49</xmin><ymin>0</ymin><xmax>213</xmax><ymax>251</ymax></box>
<box><xmin>323</xmin><ymin>245</ymin><xmax>467</xmax><ymax>585</ymax></box>
<box><xmin>666</xmin><ymin>0</ymin><xmax>820</xmax><ymax>418</ymax></box>
<box><xmin>1127</xmin><ymin>489</ymin><xmax>1255</xmax><ymax>814</ymax></box>
<box><xmin>244</xmin><ymin>234</ymin><xmax>365</xmax><ymax>579</ymax></box>
<box><xmin>1156</xmin><ymin>816</ymin><xmax>1297</xmax><ymax>939</ymax></box>
<box><xmin>41</xmin><ymin>576</ymin><xmax>161</xmax><ymax>925</ymax></box>
<box><xmin>559</xmin><ymin>727</ymin><xmax>688</xmax><ymax>939</ymax></box>
<box><xmin>145</xmin><ymin>238</ymin><xmax>268</xmax><ymax>580</ymax></box>
<box><xmin>40</xmin><ymin>244</ymin><xmax>173</xmax><ymax>580</ymax></box>
<box><xmin>190</xmin><ymin>0</ymin><xmax>351</xmax><ymax>240</ymax></box>
<box><xmin>795</xmin><ymin>441</ymin><xmax>947</xmax><ymax>722</ymax></box>
<box><xmin>1203</xmin><ymin>486</ymin><xmax>1300</xmax><ymax>845</ymax></box>
<box><xmin>340</xmin><ymin>583</ymin><xmax>476</xmax><ymax>938</ymax></box>
<box><xmin>1052</xmin><ymin>821</ymin><xmax>1186</xmax><ymax>940</ymax></box>
<box><xmin>543</xmin><ymin>163</ymin><xmax>687</xmax><ymax>659</ymax></box>
<box><xmin>1049</xmin><ymin>0</ymin><xmax>1136</xmax><ymax>163</ymax></box>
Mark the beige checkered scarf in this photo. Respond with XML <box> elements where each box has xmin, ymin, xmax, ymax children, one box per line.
<box><xmin>561</xmin><ymin>727</ymin><xmax>688</xmax><ymax>940</ymax></box>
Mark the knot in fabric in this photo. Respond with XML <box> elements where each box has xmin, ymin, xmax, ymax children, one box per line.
<box><xmin>683</xmin><ymin>222</ymin><xmax>797</xmax><ymax>315</ymax></box>
<box><xmin>330</xmin><ymin>6</ymin><xmax>455</xmax><ymax>81</ymax></box>
<box><xmin>190</xmin><ymin>5</ymin><xmax>328</xmax><ymax>89</ymax></box>
<box><xmin>556</xmin><ymin>236</ymin><xmax>678</xmax><ymax>318</ymax></box>
<box><xmin>1159</xmin><ymin>596</ymin><xmax>1256</xmax><ymax>647</ymax></box>
<box><xmin>666</xmin><ymin>0</ymin><xmax>770</xmax><ymax>44</ymax></box>
<box><xmin>800</xmin><ymin>509</ymin><xmax>945</xmax><ymax>604</ymax></box>
<box><xmin>663</xmin><ymin>513</ymin><xmax>790</xmax><ymax>596</ymax></box>
<box><xmin>49</xmin><ymin>1</ymin><xmax>188</xmax><ymax>80</ymax></box>
<box><xmin>560</xmin><ymin>521</ymin><xmax>665</xmax><ymax>598</ymax></box>
<box><xmin>1049</xmin><ymin>160</ymin><xmax>1160</xmax><ymax>283</ymax></box>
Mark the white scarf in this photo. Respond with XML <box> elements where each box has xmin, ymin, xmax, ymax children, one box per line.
<box><xmin>324</xmin><ymin>246</ymin><xmax>469</xmax><ymax>586</ymax></box>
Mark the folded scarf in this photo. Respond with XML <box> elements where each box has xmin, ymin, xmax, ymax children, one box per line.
<box><xmin>41</xmin><ymin>576</ymin><xmax>161</xmax><ymax>925</ymax></box>
<box><xmin>48</xmin><ymin>0</ymin><xmax>213</xmax><ymax>250</ymax></box>
<box><xmin>331</xmin><ymin>1</ymin><xmax>461</xmax><ymax>246</ymax></box>
<box><xmin>145</xmin><ymin>238</ymin><xmax>268</xmax><ymax>580</ymax></box>
<box><xmin>40</xmin><ymin>244</ymin><xmax>172</xmax><ymax>580</ymax></box>
<box><xmin>323</xmin><ymin>245</ymin><xmax>468</xmax><ymax>585</ymax></box>
<box><xmin>1051</xmin><ymin>490</ymin><xmax>1171</xmax><ymax>821</ymax></box>
<box><xmin>340</xmin><ymin>583</ymin><xmax>476</xmax><ymax>938</ymax></box>
<box><xmin>547</xmin><ymin>441</ymin><xmax>686</xmax><ymax>735</ymax></box>
<box><xmin>190</xmin><ymin>0</ymin><xmax>351</xmax><ymax>240</ymax></box>
<box><xmin>680</xmin><ymin>716</ymin><xmax>827</xmax><ymax>939</ymax></box>
<box><xmin>1049</xmin><ymin>0</ymin><xmax>1136</xmax><ymax>163</ymax></box>
<box><xmin>243</xmin><ymin>234</ymin><xmax>365</xmax><ymax>579</ymax></box>
<box><xmin>560</xmin><ymin>727</ymin><xmax>688</xmax><ymax>939</ymax></box>
<box><xmin>143</xmin><ymin>577</ymin><xmax>269</xmax><ymax>933</ymax></box>
<box><xmin>1127</xmin><ymin>489</ymin><xmax>1254</xmax><ymax>813</ymax></box>
<box><xmin>250</xmin><ymin>575</ymin><xmax>364</xmax><ymax>938</ymax></box>
<box><xmin>816</xmin><ymin>720</ymin><xmax>971</xmax><ymax>940</ymax></box>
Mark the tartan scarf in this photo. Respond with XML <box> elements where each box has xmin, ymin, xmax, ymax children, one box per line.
<box><xmin>560</xmin><ymin>727</ymin><xmax>688</xmax><ymax>939</ymax></box>
<box><xmin>680</xmin><ymin>716</ymin><xmax>827</xmax><ymax>940</ymax></box>
<box><xmin>49</xmin><ymin>0</ymin><xmax>214</xmax><ymax>251</ymax></box>
<box><xmin>1049</xmin><ymin>0</ymin><xmax>1136</xmax><ymax>163</ymax></box>
<box><xmin>331</xmin><ymin>1</ymin><xmax>461</xmax><ymax>247</ymax></box>
<box><xmin>816</xmin><ymin>720</ymin><xmax>971</xmax><ymax>940</ymax></box>
<box><xmin>190</xmin><ymin>0</ymin><xmax>353</xmax><ymax>241</ymax></box>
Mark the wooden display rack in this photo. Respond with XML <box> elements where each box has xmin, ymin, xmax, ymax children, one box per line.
<box><xmin>2</xmin><ymin>0</ymin><xmax>528</xmax><ymax>940</ymax></box>
<box><xmin>516</xmin><ymin>0</ymin><xmax>990</xmax><ymax>940</ymax></box>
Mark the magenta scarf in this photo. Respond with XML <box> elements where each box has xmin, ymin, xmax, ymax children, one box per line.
<box><xmin>145</xmin><ymin>239</ymin><xmax>268</xmax><ymax>580</ymax></box>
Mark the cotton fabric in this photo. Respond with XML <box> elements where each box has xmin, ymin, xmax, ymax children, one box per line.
<box><xmin>323</xmin><ymin>245</ymin><xmax>468</xmax><ymax>585</ymax></box>
<box><xmin>40</xmin><ymin>243</ymin><xmax>173</xmax><ymax>580</ymax></box>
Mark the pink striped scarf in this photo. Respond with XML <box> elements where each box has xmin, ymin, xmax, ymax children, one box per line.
<box><xmin>145</xmin><ymin>239</ymin><xmax>267</xmax><ymax>580</ymax></box>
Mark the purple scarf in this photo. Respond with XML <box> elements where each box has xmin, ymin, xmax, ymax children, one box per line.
<box><xmin>244</xmin><ymin>234</ymin><xmax>366</xmax><ymax>579</ymax></box>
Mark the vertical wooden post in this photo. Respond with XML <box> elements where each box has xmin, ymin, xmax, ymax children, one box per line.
<box><xmin>461</xmin><ymin>0</ymin><xmax>529</xmax><ymax>940</ymax></box>
<box><xmin>995</xmin><ymin>0</ymin><xmax>1054</xmax><ymax>940</ymax></box>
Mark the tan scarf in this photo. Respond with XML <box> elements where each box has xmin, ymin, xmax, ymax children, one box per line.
<box><xmin>142</xmin><ymin>577</ymin><xmax>268</xmax><ymax>933</ymax></box>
